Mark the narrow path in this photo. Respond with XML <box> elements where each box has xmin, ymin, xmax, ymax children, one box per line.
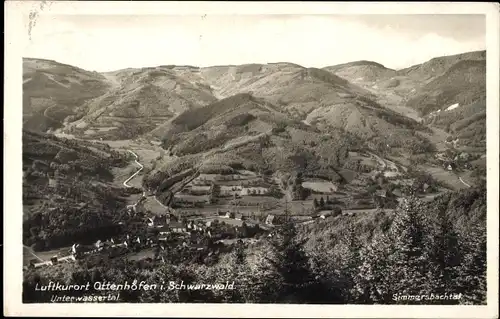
<box><xmin>459</xmin><ymin>176</ymin><xmax>471</xmax><ymax>188</ymax></box>
<box><xmin>154</xmin><ymin>196</ymin><xmax>169</xmax><ymax>209</ymax></box>
<box><xmin>23</xmin><ymin>245</ymin><xmax>45</xmax><ymax>262</ymax></box>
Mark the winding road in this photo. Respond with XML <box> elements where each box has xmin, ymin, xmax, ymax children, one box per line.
<box><xmin>123</xmin><ymin>150</ymin><xmax>144</xmax><ymax>188</ymax></box>
<box><xmin>123</xmin><ymin>149</ymin><xmax>171</xmax><ymax>211</ymax></box>
<box><xmin>124</xmin><ymin>150</ymin><xmax>145</xmax><ymax>210</ymax></box>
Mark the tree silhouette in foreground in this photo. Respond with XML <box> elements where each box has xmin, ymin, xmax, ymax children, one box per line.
<box><xmin>252</xmin><ymin>209</ymin><xmax>322</xmax><ymax>303</ymax></box>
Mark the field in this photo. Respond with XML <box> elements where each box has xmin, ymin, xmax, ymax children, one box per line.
<box><xmin>338</xmin><ymin>169</ymin><xmax>357</xmax><ymax>183</ymax></box>
<box><xmin>174</xmin><ymin>194</ymin><xmax>210</xmax><ymax>202</ymax></box>
<box><xmin>302</xmin><ymin>181</ymin><xmax>337</xmax><ymax>193</ymax></box>
<box><xmin>419</xmin><ymin>165</ymin><xmax>469</xmax><ymax>190</ymax></box>
<box><xmin>142</xmin><ymin>196</ymin><xmax>170</xmax><ymax>215</ymax></box>
<box><xmin>228</xmin><ymin>195</ymin><xmax>279</xmax><ymax>204</ymax></box>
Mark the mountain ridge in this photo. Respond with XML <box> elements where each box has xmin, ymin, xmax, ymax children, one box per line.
<box><xmin>24</xmin><ymin>49</ymin><xmax>485</xmax><ymax>75</ymax></box>
<box><xmin>23</xmin><ymin>50</ymin><xmax>486</xmax><ymax>147</ymax></box>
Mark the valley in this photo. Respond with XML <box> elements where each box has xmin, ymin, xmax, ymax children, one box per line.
<box><xmin>21</xmin><ymin>50</ymin><xmax>487</xmax><ymax>305</ymax></box>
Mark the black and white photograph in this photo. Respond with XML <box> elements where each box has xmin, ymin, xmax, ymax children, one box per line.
<box><xmin>4</xmin><ymin>1</ymin><xmax>499</xmax><ymax>318</ymax></box>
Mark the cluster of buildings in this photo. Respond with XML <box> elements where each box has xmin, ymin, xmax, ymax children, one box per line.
<box><xmin>147</xmin><ymin>214</ymin><xmax>213</xmax><ymax>240</ymax></box>
<box><xmin>26</xmin><ymin>182</ymin><xmax>281</xmax><ymax>271</ymax></box>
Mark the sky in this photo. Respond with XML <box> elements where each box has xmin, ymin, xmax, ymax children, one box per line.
<box><xmin>23</xmin><ymin>14</ymin><xmax>486</xmax><ymax>72</ymax></box>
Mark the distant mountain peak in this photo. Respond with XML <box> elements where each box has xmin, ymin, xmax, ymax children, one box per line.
<box><xmin>324</xmin><ymin>60</ymin><xmax>392</xmax><ymax>71</ymax></box>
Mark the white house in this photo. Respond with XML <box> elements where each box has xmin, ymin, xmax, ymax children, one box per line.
<box><xmin>265</xmin><ymin>214</ymin><xmax>275</xmax><ymax>225</ymax></box>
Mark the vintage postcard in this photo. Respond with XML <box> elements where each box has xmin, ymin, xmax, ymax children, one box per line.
<box><xmin>4</xmin><ymin>1</ymin><xmax>499</xmax><ymax>318</ymax></box>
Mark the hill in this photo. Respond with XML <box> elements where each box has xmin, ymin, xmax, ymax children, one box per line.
<box><xmin>23</xmin><ymin>59</ymin><xmax>219</xmax><ymax>140</ymax></box>
<box><xmin>141</xmin><ymin>90</ymin><xmax>438</xmax><ymax>207</ymax></box>
<box><xmin>23</xmin><ymin>58</ymin><xmax>111</xmax><ymax>132</ymax></box>
<box><xmin>24</xmin><ymin>51</ymin><xmax>486</xmax><ymax>140</ymax></box>
<box><xmin>152</xmin><ymin>64</ymin><xmax>431</xmax><ymax>151</ymax></box>
<box><xmin>60</xmin><ymin>66</ymin><xmax>218</xmax><ymax>140</ymax></box>
<box><xmin>202</xmin><ymin>64</ymin><xmax>377</xmax><ymax>116</ymax></box>
<box><xmin>145</xmin><ymin>93</ymin><xmax>352</xmax><ymax>187</ymax></box>
<box><xmin>323</xmin><ymin>60</ymin><xmax>397</xmax><ymax>83</ymax></box>
<box><xmin>397</xmin><ymin>50</ymin><xmax>486</xmax><ymax>82</ymax></box>
<box><xmin>323</xmin><ymin>59</ymin><xmax>423</xmax><ymax>121</ymax></box>
<box><xmin>323</xmin><ymin>51</ymin><xmax>486</xmax><ymax>121</ymax></box>
<box><xmin>405</xmin><ymin>59</ymin><xmax>486</xmax><ymax>116</ymax></box>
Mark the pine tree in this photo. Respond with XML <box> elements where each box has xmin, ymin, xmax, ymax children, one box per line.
<box><xmin>319</xmin><ymin>197</ymin><xmax>325</xmax><ymax>208</ymax></box>
<box><xmin>354</xmin><ymin>232</ymin><xmax>394</xmax><ymax>304</ymax></box>
<box><xmin>263</xmin><ymin>215</ymin><xmax>315</xmax><ymax>303</ymax></box>
<box><xmin>337</xmin><ymin>223</ymin><xmax>362</xmax><ymax>302</ymax></box>
<box><xmin>427</xmin><ymin>202</ymin><xmax>462</xmax><ymax>301</ymax></box>
<box><xmin>386</xmin><ymin>196</ymin><xmax>433</xmax><ymax>301</ymax></box>
<box><xmin>457</xmin><ymin>224</ymin><xmax>487</xmax><ymax>304</ymax></box>
<box><xmin>213</xmin><ymin>240</ymin><xmax>251</xmax><ymax>302</ymax></box>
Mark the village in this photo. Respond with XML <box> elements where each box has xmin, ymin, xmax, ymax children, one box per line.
<box><xmin>25</xmin><ymin>207</ymin><xmax>262</xmax><ymax>269</ymax></box>
<box><xmin>25</xmin><ymin>149</ymin><xmax>407</xmax><ymax>270</ymax></box>
<box><xmin>25</xmin><ymin>191</ymin><xmax>343</xmax><ymax>270</ymax></box>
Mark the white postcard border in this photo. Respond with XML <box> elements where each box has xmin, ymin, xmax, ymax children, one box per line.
<box><xmin>4</xmin><ymin>2</ymin><xmax>499</xmax><ymax>318</ymax></box>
